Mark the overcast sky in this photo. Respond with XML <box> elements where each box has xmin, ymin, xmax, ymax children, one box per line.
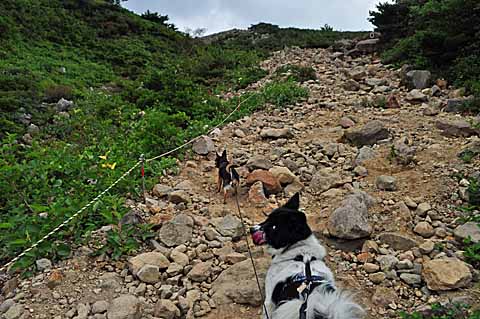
<box><xmin>123</xmin><ymin>1</ymin><xmax>389</xmax><ymax>35</ymax></box>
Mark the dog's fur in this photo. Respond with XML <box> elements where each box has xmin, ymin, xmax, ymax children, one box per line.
<box><xmin>251</xmin><ymin>193</ymin><xmax>363</xmax><ymax>319</ymax></box>
<box><xmin>215</xmin><ymin>150</ymin><xmax>240</xmax><ymax>203</ymax></box>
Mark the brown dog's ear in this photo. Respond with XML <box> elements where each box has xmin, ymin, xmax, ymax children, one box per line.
<box><xmin>283</xmin><ymin>193</ymin><xmax>300</xmax><ymax>210</ymax></box>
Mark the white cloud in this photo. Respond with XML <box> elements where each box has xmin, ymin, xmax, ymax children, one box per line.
<box><xmin>123</xmin><ymin>0</ymin><xmax>388</xmax><ymax>35</ymax></box>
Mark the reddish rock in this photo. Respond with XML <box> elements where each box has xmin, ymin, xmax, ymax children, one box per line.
<box><xmin>246</xmin><ymin>170</ymin><xmax>282</xmax><ymax>194</ymax></box>
<box><xmin>339</xmin><ymin>116</ymin><xmax>355</xmax><ymax>128</ymax></box>
<box><xmin>387</xmin><ymin>94</ymin><xmax>400</xmax><ymax>108</ymax></box>
<box><xmin>248</xmin><ymin>181</ymin><xmax>267</xmax><ymax>206</ymax></box>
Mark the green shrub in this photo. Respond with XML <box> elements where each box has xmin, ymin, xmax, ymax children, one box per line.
<box><xmin>262</xmin><ymin>80</ymin><xmax>309</xmax><ymax>107</ymax></box>
<box><xmin>275</xmin><ymin>64</ymin><xmax>317</xmax><ymax>83</ymax></box>
<box><xmin>44</xmin><ymin>85</ymin><xmax>73</xmax><ymax>102</ymax></box>
<box><xmin>399</xmin><ymin>303</ymin><xmax>480</xmax><ymax>319</ymax></box>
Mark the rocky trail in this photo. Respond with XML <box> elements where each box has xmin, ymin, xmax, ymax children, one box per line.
<box><xmin>1</xmin><ymin>46</ymin><xmax>480</xmax><ymax>319</ymax></box>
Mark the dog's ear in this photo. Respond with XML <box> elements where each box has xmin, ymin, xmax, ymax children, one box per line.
<box><xmin>221</xmin><ymin>149</ymin><xmax>227</xmax><ymax>158</ymax></box>
<box><xmin>283</xmin><ymin>193</ymin><xmax>300</xmax><ymax>210</ymax></box>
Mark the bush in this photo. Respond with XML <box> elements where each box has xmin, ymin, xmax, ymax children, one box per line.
<box><xmin>275</xmin><ymin>64</ymin><xmax>317</xmax><ymax>83</ymax></box>
<box><xmin>399</xmin><ymin>303</ymin><xmax>480</xmax><ymax>319</ymax></box>
<box><xmin>44</xmin><ymin>85</ymin><xmax>73</xmax><ymax>102</ymax></box>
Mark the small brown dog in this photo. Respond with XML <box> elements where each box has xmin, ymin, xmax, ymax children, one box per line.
<box><xmin>215</xmin><ymin>150</ymin><xmax>240</xmax><ymax>203</ymax></box>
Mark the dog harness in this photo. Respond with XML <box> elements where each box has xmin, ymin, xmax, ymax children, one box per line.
<box><xmin>272</xmin><ymin>255</ymin><xmax>335</xmax><ymax>319</ymax></box>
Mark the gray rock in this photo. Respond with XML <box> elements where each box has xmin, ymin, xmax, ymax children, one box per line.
<box><xmin>98</xmin><ymin>273</ymin><xmax>121</xmax><ymax>290</ymax></box>
<box><xmin>3</xmin><ymin>304</ymin><xmax>24</xmax><ymax>319</ymax></box>
<box><xmin>192</xmin><ymin>136</ymin><xmax>215</xmax><ymax>155</ymax></box>
<box><xmin>152</xmin><ymin>184</ymin><xmax>173</xmax><ymax>198</ymax></box>
<box><xmin>56</xmin><ymin>98</ymin><xmax>74</xmax><ymax>112</ymax></box>
<box><xmin>36</xmin><ymin>258</ymin><xmax>52</xmax><ymax>271</ymax></box>
<box><xmin>168</xmin><ymin>190</ymin><xmax>190</xmax><ymax>204</ymax></box>
<box><xmin>343</xmin><ymin>120</ymin><xmax>389</xmax><ymax>147</ymax></box>
<box><xmin>343</xmin><ymin>79</ymin><xmax>360</xmax><ymax>91</ymax></box>
<box><xmin>365</xmin><ymin>78</ymin><xmax>387</xmax><ymax>87</ymax></box>
<box><xmin>129</xmin><ymin>252</ymin><xmax>169</xmax><ymax>276</ymax></box>
<box><xmin>406</xmin><ymin>89</ymin><xmax>428</xmax><ymax>102</ymax></box>
<box><xmin>137</xmin><ymin>265</ymin><xmax>160</xmax><ymax>284</ymax></box>
<box><xmin>377</xmin><ymin>255</ymin><xmax>399</xmax><ymax>271</ymax></box>
<box><xmin>260</xmin><ymin>128</ymin><xmax>293</xmax><ymax>139</ymax></box>
<box><xmin>310</xmin><ymin>168</ymin><xmax>342</xmax><ymax>193</ymax></box>
<box><xmin>436</xmin><ymin>120</ymin><xmax>479</xmax><ymax>138</ymax></box>
<box><xmin>445</xmin><ymin>98</ymin><xmax>469</xmax><ymax>113</ymax></box>
<box><xmin>416</xmin><ymin>202</ymin><xmax>431</xmax><ymax>217</ymax></box>
<box><xmin>354</xmin><ymin>146</ymin><xmax>376</xmax><ymax>166</ymax></box>
<box><xmin>212</xmin><ymin>258</ymin><xmax>270</xmax><ymax>306</ymax></box>
<box><xmin>27</xmin><ymin>123</ymin><xmax>40</xmax><ymax>135</ymax></box>
<box><xmin>355</xmin><ymin>38</ymin><xmax>379</xmax><ymax>53</ymax></box>
<box><xmin>378</xmin><ymin>232</ymin><xmax>418</xmax><ymax>251</ymax></box>
<box><xmin>154</xmin><ymin>300</ymin><xmax>180</xmax><ymax>319</ymax></box>
<box><xmin>246</xmin><ymin>156</ymin><xmax>273</xmax><ymax>171</ymax></box>
<box><xmin>400</xmin><ymin>273</ymin><xmax>422</xmax><ymax>285</ymax></box>
<box><xmin>0</xmin><ymin>299</ymin><xmax>15</xmax><ymax>314</ymax></box>
<box><xmin>76</xmin><ymin>303</ymin><xmax>91</xmax><ymax>319</ymax></box>
<box><xmin>376</xmin><ymin>175</ymin><xmax>397</xmax><ymax>191</ymax></box>
<box><xmin>159</xmin><ymin>214</ymin><xmax>194</xmax><ymax>247</ymax></box>
<box><xmin>419</xmin><ymin>240</ymin><xmax>435</xmax><ymax>254</ymax></box>
<box><xmin>119</xmin><ymin>210</ymin><xmax>143</xmax><ymax>226</ymax></box>
<box><xmin>454</xmin><ymin>222</ymin><xmax>480</xmax><ymax>243</ymax></box>
<box><xmin>405</xmin><ymin>70</ymin><xmax>431</xmax><ymax>89</ymax></box>
<box><xmin>107</xmin><ymin>295</ymin><xmax>142</xmax><ymax>319</ymax></box>
<box><xmin>211</xmin><ymin>214</ymin><xmax>243</xmax><ymax>240</ymax></box>
<box><xmin>414</xmin><ymin>222</ymin><xmax>434</xmax><ymax>238</ymax></box>
<box><xmin>369</xmin><ymin>272</ymin><xmax>386</xmax><ymax>284</ymax></box>
<box><xmin>327</xmin><ymin>191</ymin><xmax>374</xmax><ymax>239</ymax></box>
<box><xmin>393</xmin><ymin>137</ymin><xmax>416</xmax><ymax>165</ymax></box>
<box><xmin>92</xmin><ymin>301</ymin><xmax>108</xmax><ymax>314</ymax></box>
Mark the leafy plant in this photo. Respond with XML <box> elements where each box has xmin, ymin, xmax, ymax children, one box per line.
<box><xmin>399</xmin><ymin>303</ymin><xmax>480</xmax><ymax>319</ymax></box>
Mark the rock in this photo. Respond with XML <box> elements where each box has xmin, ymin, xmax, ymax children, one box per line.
<box><xmin>378</xmin><ymin>232</ymin><xmax>418</xmax><ymax>251</ymax></box>
<box><xmin>76</xmin><ymin>303</ymin><xmax>91</xmax><ymax>319</ymax></box>
<box><xmin>400</xmin><ymin>273</ymin><xmax>422</xmax><ymax>285</ymax></box>
<box><xmin>260</xmin><ymin>128</ymin><xmax>293</xmax><ymax>139</ymax></box>
<box><xmin>136</xmin><ymin>264</ymin><xmax>160</xmax><ymax>284</ymax></box>
<box><xmin>377</xmin><ymin>255</ymin><xmax>399</xmax><ymax>271</ymax></box>
<box><xmin>36</xmin><ymin>258</ymin><xmax>52</xmax><ymax>271</ymax></box>
<box><xmin>234</xmin><ymin>129</ymin><xmax>246</xmax><ymax>138</ymax></box>
<box><xmin>406</xmin><ymin>89</ymin><xmax>428</xmax><ymax>102</ymax></box>
<box><xmin>416</xmin><ymin>203</ymin><xmax>431</xmax><ymax>217</ymax></box>
<box><xmin>423</xmin><ymin>104</ymin><xmax>440</xmax><ymax>116</ymax></box>
<box><xmin>248</xmin><ymin>181</ymin><xmax>268</xmax><ymax>206</ymax></box>
<box><xmin>310</xmin><ymin>168</ymin><xmax>342</xmax><ymax>193</ymax></box>
<box><xmin>372</xmin><ymin>287</ymin><xmax>398</xmax><ymax>307</ymax></box>
<box><xmin>119</xmin><ymin>210</ymin><xmax>144</xmax><ymax>226</ymax></box>
<box><xmin>168</xmin><ymin>190</ymin><xmax>190</xmax><ymax>204</ymax></box>
<box><xmin>419</xmin><ymin>240</ymin><xmax>435</xmax><ymax>254</ymax></box>
<box><xmin>152</xmin><ymin>184</ymin><xmax>173</xmax><ymax>197</ymax></box>
<box><xmin>268</xmin><ymin>166</ymin><xmax>296</xmax><ymax>185</ymax></box>
<box><xmin>454</xmin><ymin>222</ymin><xmax>480</xmax><ymax>243</ymax></box>
<box><xmin>129</xmin><ymin>252</ymin><xmax>169</xmax><ymax>276</ymax></box>
<box><xmin>246</xmin><ymin>156</ymin><xmax>273</xmax><ymax>171</ymax></box>
<box><xmin>212</xmin><ymin>258</ymin><xmax>270</xmax><ymax>306</ymax></box>
<box><xmin>364</xmin><ymin>263</ymin><xmax>380</xmax><ymax>273</ymax></box>
<box><xmin>98</xmin><ymin>273</ymin><xmax>121</xmax><ymax>290</ymax></box>
<box><xmin>366</xmin><ymin>78</ymin><xmax>387</xmax><ymax>87</ymax></box>
<box><xmin>393</xmin><ymin>137</ymin><xmax>416</xmax><ymax>165</ymax></box>
<box><xmin>56</xmin><ymin>98</ymin><xmax>74</xmax><ymax>112</ymax></box>
<box><xmin>445</xmin><ymin>98</ymin><xmax>468</xmax><ymax>113</ymax></box>
<box><xmin>284</xmin><ymin>178</ymin><xmax>304</xmax><ymax>197</ymax></box>
<box><xmin>246</xmin><ymin>170</ymin><xmax>282</xmax><ymax>194</ymax></box>
<box><xmin>170</xmin><ymin>250</ymin><xmax>189</xmax><ymax>267</ymax></box>
<box><xmin>0</xmin><ymin>299</ymin><xmax>15</xmax><ymax>314</ymax></box>
<box><xmin>405</xmin><ymin>70</ymin><xmax>431</xmax><ymax>89</ymax></box>
<box><xmin>376</xmin><ymin>175</ymin><xmax>397</xmax><ymax>191</ymax></box>
<box><xmin>211</xmin><ymin>214</ymin><xmax>243</xmax><ymax>239</ymax></box>
<box><xmin>327</xmin><ymin>191</ymin><xmax>374</xmax><ymax>239</ymax></box>
<box><xmin>27</xmin><ymin>123</ymin><xmax>40</xmax><ymax>135</ymax></box>
<box><xmin>107</xmin><ymin>295</ymin><xmax>142</xmax><ymax>319</ymax></box>
<box><xmin>422</xmin><ymin>259</ymin><xmax>472</xmax><ymax>291</ymax></box>
<box><xmin>436</xmin><ymin>120</ymin><xmax>479</xmax><ymax>138</ymax></box>
<box><xmin>154</xmin><ymin>300</ymin><xmax>180</xmax><ymax>319</ymax></box>
<box><xmin>354</xmin><ymin>146</ymin><xmax>376</xmax><ymax>166</ymax></box>
<box><xmin>343</xmin><ymin>79</ymin><xmax>360</xmax><ymax>91</ymax></box>
<box><xmin>369</xmin><ymin>272</ymin><xmax>386</xmax><ymax>284</ymax></box>
<box><xmin>224</xmin><ymin>252</ymin><xmax>247</xmax><ymax>264</ymax></box>
<box><xmin>188</xmin><ymin>261</ymin><xmax>212</xmax><ymax>282</ymax></box>
<box><xmin>339</xmin><ymin>116</ymin><xmax>355</xmax><ymax>128</ymax></box>
<box><xmin>355</xmin><ymin>38</ymin><xmax>379</xmax><ymax>53</ymax></box>
<box><xmin>350</xmin><ymin>66</ymin><xmax>366</xmax><ymax>81</ymax></box>
<box><xmin>387</xmin><ymin>94</ymin><xmax>400</xmax><ymax>108</ymax></box>
<box><xmin>343</xmin><ymin>120</ymin><xmax>389</xmax><ymax>147</ymax></box>
<box><xmin>92</xmin><ymin>301</ymin><xmax>108</xmax><ymax>314</ymax></box>
<box><xmin>159</xmin><ymin>214</ymin><xmax>193</xmax><ymax>247</ymax></box>
<box><xmin>192</xmin><ymin>136</ymin><xmax>214</xmax><ymax>155</ymax></box>
<box><xmin>414</xmin><ymin>222</ymin><xmax>434</xmax><ymax>238</ymax></box>
<box><xmin>3</xmin><ymin>304</ymin><xmax>24</xmax><ymax>319</ymax></box>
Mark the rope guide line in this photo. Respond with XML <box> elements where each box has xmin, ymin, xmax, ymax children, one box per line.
<box><xmin>0</xmin><ymin>93</ymin><xmax>254</xmax><ymax>273</ymax></box>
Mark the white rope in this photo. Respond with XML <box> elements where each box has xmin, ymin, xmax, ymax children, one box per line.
<box><xmin>0</xmin><ymin>93</ymin><xmax>255</xmax><ymax>273</ymax></box>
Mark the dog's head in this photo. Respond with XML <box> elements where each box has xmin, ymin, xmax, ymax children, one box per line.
<box><xmin>250</xmin><ymin>193</ymin><xmax>312</xmax><ymax>250</ymax></box>
<box><xmin>215</xmin><ymin>150</ymin><xmax>228</xmax><ymax>168</ymax></box>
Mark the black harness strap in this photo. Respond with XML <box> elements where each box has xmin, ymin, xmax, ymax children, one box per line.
<box><xmin>299</xmin><ymin>260</ymin><xmax>312</xmax><ymax>319</ymax></box>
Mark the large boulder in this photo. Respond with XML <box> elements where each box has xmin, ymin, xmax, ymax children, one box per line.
<box><xmin>343</xmin><ymin>120</ymin><xmax>389</xmax><ymax>147</ymax></box>
<box><xmin>422</xmin><ymin>259</ymin><xmax>472</xmax><ymax>291</ymax></box>
<box><xmin>405</xmin><ymin>70</ymin><xmax>431</xmax><ymax>89</ymax></box>
<box><xmin>327</xmin><ymin>191</ymin><xmax>374</xmax><ymax>239</ymax></box>
<box><xmin>355</xmin><ymin>38</ymin><xmax>379</xmax><ymax>54</ymax></box>
<box><xmin>211</xmin><ymin>214</ymin><xmax>244</xmax><ymax>239</ymax></box>
<box><xmin>378</xmin><ymin>232</ymin><xmax>418</xmax><ymax>251</ymax></box>
<box><xmin>211</xmin><ymin>258</ymin><xmax>270</xmax><ymax>306</ymax></box>
<box><xmin>246</xmin><ymin>170</ymin><xmax>282</xmax><ymax>194</ymax></box>
<box><xmin>129</xmin><ymin>252</ymin><xmax>169</xmax><ymax>276</ymax></box>
<box><xmin>454</xmin><ymin>222</ymin><xmax>480</xmax><ymax>243</ymax></box>
<box><xmin>436</xmin><ymin>120</ymin><xmax>479</xmax><ymax>138</ymax></box>
<box><xmin>310</xmin><ymin>168</ymin><xmax>342</xmax><ymax>193</ymax></box>
<box><xmin>192</xmin><ymin>136</ymin><xmax>215</xmax><ymax>155</ymax></box>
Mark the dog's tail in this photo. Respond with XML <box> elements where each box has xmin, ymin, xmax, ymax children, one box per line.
<box><xmin>230</xmin><ymin>166</ymin><xmax>240</xmax><ymax>184</ymax></box>
<box><xmin>271</xmin><ymin>288</ymin><xmax>363</xmax><ymax>319</ymax></box>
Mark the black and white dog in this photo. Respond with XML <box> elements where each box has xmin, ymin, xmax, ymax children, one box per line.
<box><xmin>250</xmin><ymin>193</ymin><xmax>363</xmax><ymax>319</ymax></box>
